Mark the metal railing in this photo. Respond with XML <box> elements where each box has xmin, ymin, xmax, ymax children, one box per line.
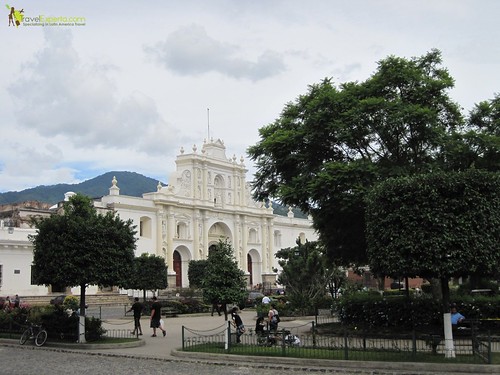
<box><xmin>181</xmin><ymin>320</ymin><xmax>494</xmax><ymax>364</ymax></box>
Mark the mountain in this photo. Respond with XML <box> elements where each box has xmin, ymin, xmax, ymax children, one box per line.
<box><xmin>0</xmin><ymin>172</ymin><xmax>308</xmax><ymax>219</ymax></box>
<box><xmin>0</xmin><ymin>171</ymin><xmax>164</xmax><ymax>205</ymax></box>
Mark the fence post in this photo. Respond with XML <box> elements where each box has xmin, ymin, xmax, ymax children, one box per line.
<box><xmin>281</xmin><ymin>329</ymin><xmax>286</xmax><ymax>356</ymax></box>
<box><xmin>488</xmin><ymin>333</ymin><xmax>492</xmax><ymax>365</ymax></box>
<box><xmin>225</xmin><ymin>320</ymin><xmax>231</xmax><ymax>351</ymax></box>
<box><xmin>312</xmin><ymin>321</ymin><xmax>316</xmax><ymax>348</ymax></box>
<box><xmin>181</xmin><ymin>326</ymin><xmax>185</xmax><ymax>350</ymax></box>
<box><xmin>412</xmin><ymin>329</ymin><xmax>417</xmax><ymax>358</ymax></box>
<box><xmin>344</xmin><ymin>330</ymin><xmax>349</xmax><ymax>360</ymax></box>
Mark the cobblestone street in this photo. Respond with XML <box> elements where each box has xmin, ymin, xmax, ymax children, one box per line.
<box><xmin>0</xmin><ymin>345</ymin><xmax>364</xmax><ymax>375</ymax></box>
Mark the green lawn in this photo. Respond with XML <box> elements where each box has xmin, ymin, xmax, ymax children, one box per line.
<box><xmin>183</xmin><ymin>342</ymin><xmax>499</xmax><ymax>365</ymax></box>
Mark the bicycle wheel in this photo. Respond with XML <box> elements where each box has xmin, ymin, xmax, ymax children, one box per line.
<box><xmin>35</xmin><ymin>329</ymin><xmax>47</xmax><ymax>347</ymax></box>
<box><xmin>20</xmin><ymin>328</ymin><xmax>31</xmax><ymax>345</ymax></box>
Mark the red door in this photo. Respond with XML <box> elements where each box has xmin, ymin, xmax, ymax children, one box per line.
<box><xmin>173</xmin><ymin>251</ymin><xmax>182</xmax><ymax>287</ymax></box>
<box><xmin>247</xmin><ymin>254</ymin><xmax>253</xmax><ymax>286</ymax></box>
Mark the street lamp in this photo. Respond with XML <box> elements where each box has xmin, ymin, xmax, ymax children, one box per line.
<box><xmin>7</xmin><ymin>219</ymin><xmax>14</xmax><ymax>234</ymax></box>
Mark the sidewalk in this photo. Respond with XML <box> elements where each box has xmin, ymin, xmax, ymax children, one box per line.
<box><xmin>98</xmin><ymin>309</ymin><xmax>262</xmax><ymax>359</ymax></box>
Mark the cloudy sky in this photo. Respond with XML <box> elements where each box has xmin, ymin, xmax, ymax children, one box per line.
<box><xmin>1</xmin><ymin>0</ymin><xmax>499</xmax><ymax>193</ymax></box>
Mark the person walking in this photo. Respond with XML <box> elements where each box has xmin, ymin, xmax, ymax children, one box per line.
<box><xmin>268</xmin><ymin>303</ymin><xmax>280</xmax><ymax>333</ymax></box>
<box><xmin>150</xmin><ymin>296</ymin><xmax>166</xmax><ymax>337</ymax></box>
<box><xmin>211</xmin><ymin>299</ymin><xmax>222</xmax><ymax>316</ymax></box>
<box><xmin>127</xmin><ymin>297</ymin><xmax>144</xmax><ymax>336</ymax></box>
<box><xmin>231</xmin><ymin>306</ymin><xmax>245</xmax><ymax>343</ymax></box>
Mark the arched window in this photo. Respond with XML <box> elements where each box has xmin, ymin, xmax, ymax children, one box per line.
<box><xmin>176</xmin><ymin>222</ymin><xmax>188</xmax><ymax>239</ymax></box>
<box><xmin>274</xmin><ymin>230</ymin><xmax>281</xmax><ymax>247</ymax></box>
<box><xmin>139</xmin><ymin>216</ymin><xmax>152</xmax><ymax>238</ymax></box>
<box><xmin>248</xmin><ymin>228</ymin><xmax>258</xmax><ymax>243</ymax></box>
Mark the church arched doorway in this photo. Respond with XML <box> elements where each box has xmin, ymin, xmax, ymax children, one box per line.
<box><xmin>247</xmin><ymin>249</ymin><xmax>262</xmax><ymax>287</ymax></box>
<box><xmin>247</xmin><ymin>253</ymin><xmax>253</xmax><ymax>286</ymax></box>
<box><xmin>173</xmin><ymin>250</ymin><xmax>182</xmax><ymax>287</ymax></box>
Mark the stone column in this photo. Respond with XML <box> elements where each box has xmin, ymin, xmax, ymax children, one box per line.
<box><xmin>260</xmin><ymin>219</ymin><xmax>268</xmax><ymax>272</ymax></box>
<box><xmin>267</xmin><ymin>218</ymin><xmax>274</xmax><ymax>270</ymax></box>
<box><xmin>202</xmin><ymin>213</ymin><xmax>209</xmax><ymax>259</ymax></box>
<box><xmin>193</xmin><ymin>209</ymin><xmax>200</xmax><ymax>260</ymax></box>
<box><xmin>166</xmin><ymin>208</ymin><xmax>175</xmax><ymax>273</ymax></box>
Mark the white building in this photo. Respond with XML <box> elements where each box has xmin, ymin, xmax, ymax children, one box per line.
<box><xmin>0</xmin><ymin>139</ymin><xmax>317</xmax><ymax>297</ymax></box>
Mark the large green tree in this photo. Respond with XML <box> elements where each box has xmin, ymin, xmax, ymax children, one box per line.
<box><xmin>30</xmin><ymin>194</ymin><xmax>136</xmax><ymax>343</ymax></box>
<box><xmin>442</xmin><ymin>94</ymin><xmax>500</xmax><ymax>172</ymax></box>
<box><xmin>365</xmin><ymin>169</ymin><xmax>500</xmax><ymax>357</ymax></box>
<box><xmin>276</xmin><ymin>240</ymin><xmax>340</xmax><ymax>314</ymax></box>
<box><xmin>248</xmin><ymin>50</ymin><xmax>462</xmax><ymax>266</ymax></box>
<box><xmin>123</xmin><ymin>253</ymin><xmax>168</xmax><ymax>302</ymax></box>
<box><xmin>201</xmin><ymin>240</ymin><xmax>246</xmax><ymax>320</ymax></box>
<box><xmin>188</xmin><ymin>259</ymin><xmax>209</xmax><ymax>288</ymax></box>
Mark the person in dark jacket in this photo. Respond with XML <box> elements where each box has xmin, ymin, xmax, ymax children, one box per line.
<box><xmin>127</xmin><ymin>297</ymin><xmax>144</xmax><ymax>335</ymax></box>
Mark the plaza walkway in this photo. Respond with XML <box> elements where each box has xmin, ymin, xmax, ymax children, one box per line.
<box><xmin>95</xmin><ymin>310</ymin><xmax>499</xmax><ymax>374</ymax></box>
<box><xmin>2</xmin><ymin>309</ymin><xmax>499</xmax><ymax>374</ymax></box>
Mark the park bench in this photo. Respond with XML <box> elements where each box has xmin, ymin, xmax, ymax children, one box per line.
<box><xmin>161</xmin><ymin>307</ymin><xmax>178</xmax><ymax>318</ymax></box>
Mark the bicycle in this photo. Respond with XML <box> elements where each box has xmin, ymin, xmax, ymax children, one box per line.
<box><xmin>20</xmin><ymin>322</ymin><xmax>48</xmax><ymax>347</ymax></box>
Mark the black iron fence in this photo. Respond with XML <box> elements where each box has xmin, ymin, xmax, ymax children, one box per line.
<box><xmin>181</xmin><ymin>320</ymin><xmax>495</xmax><ymax>364</ymax></box>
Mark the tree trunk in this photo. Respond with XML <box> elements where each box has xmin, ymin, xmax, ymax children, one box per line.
<box><xmin>405</xmin><ymin>276</ymin><xmax>410</xmax><ymax>298</ymax></box>
<box><xmin>441</xmin><ymin>277</ymin><xmax>455</xmax><ymax>358</ymax></box>
<box><xmin>430</xmin><ymin>278</ymin><xmax>442</xmax><ymax>299</ymax></box>
<box><xmin>377</xmin><ymin>276</ymin><xmax>386</xmax><ymax>292</ymax></box>
<box><xmin>222</xmin><ymin>303</ymin><xmax>229</xmax><ymax>321</ymax></box>
<box><xmin>79</xmin><ymin>284</ymin><xmax>86</xmax><ymax>344</ymax></box>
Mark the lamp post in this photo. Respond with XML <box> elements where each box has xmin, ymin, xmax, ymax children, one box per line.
<box><xmin>7</xmin><ymin>219</ymin><xmax>14</xmax><ymax>234</ymax></box>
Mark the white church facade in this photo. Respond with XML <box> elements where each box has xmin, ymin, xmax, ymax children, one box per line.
<box><xmin>0</xmin><ymin>139</ymin><xmax>317</xmax><ymax>297</ymax></box>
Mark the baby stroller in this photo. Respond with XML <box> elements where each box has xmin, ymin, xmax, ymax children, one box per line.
<box><xmin>283</xmin><ymin>333</ymin><xmax>301</xmax><ymax>347</ymax></box>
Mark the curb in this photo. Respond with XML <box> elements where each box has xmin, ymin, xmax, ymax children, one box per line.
<box><xmin>2</xmin><ymin>338</ymin><xmax>499</xmax><ymax>374</ymax></box>
<box><xmin>171</xmin><ymin>349</ymin><xmax>500</xmax><ymax>374</ymax></box>
<box><xmin>0</xmin><ymin>338</ymin><xmax>145</xmax><ymax>350</ymax></box>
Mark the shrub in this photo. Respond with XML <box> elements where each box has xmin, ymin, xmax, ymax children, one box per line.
<box><xmin>336</xmin><ymin>294</ymin><xmax>442</xmax><ymax>329</ymax></box>
<box><xmin>178</xmin><ymin>298</ymin><xmax>209</xmax><ymax>313</ymax></box>
<box><xmin>85</xmin><ymin>316</ymin><xmax>106</xmax><ymax>341</ymax></box>
<box><xmin>143</xmin><ymin>298</ymin><xmax>210</xmax><ymax>315</ymax></box>
<box><xmin>334</xmin><ymin>293</ymin><xmax>500</xmax><ymax>330</ymax></box>
<box><xmin>0</xmin><ymin>305</ymin><xmax>30</xmax><ymax>331</ymax></box>
<box><xmin>63</xmin><ymin>295</ymin><xmax>80</xmax><ymax>311</ymax></box>
<box><xmin>420</xmin><ymin>283</ymin><xmax>432</xmax><ymax>294</ymax></box>
<box><xmin>41</xmin><ymin>306</ymin><xmax>79</xmax><ymax>341</ymax></box>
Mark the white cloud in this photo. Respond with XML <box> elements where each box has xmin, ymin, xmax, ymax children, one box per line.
<box><xmin>9</xmin><ymin>28</ymin><xmax>177</xmax><ymax>155</ymax></box>
<box><xmin>145</xmin><ymin>24</ymin><xmax>286</xmax><ymax>81</ymax></box>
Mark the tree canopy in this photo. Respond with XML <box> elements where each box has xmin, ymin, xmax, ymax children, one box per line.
<box><xmin>122</xmin><ymin>253</ymin><xmax>168</xmax><ymax>302</ymax></box>
<box><xmin>276</xmin><ymin>239</ymin><xmax>340</xmax><ymax>313</ymax></box>
<box><xmin>201</xmin><ymin>240</ymin><xmax>246</xmax><ymax>320</ymax></box>
<box><xmin>248</xmin><ymin>49</ymin><xmax>496</xmax><ymax>266</ymax></box>
<box><xmin>30</xmin><ymin>194</ymin><xmax>136</xmax><ymax>314</ymax></box>
<box><xmin>188</xmin><ymin>259</ymin><xmax>209</xmax><ymax>288</ymax></box>
<box><xmin>442</xmin><ymin>94</ymin><xmax>500</xmax><ymax>172</ymax></box>
<box><xmin>366</xmin><ymin>169</ymin><xmax>500</xmax><ymax>281</ymax></box>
